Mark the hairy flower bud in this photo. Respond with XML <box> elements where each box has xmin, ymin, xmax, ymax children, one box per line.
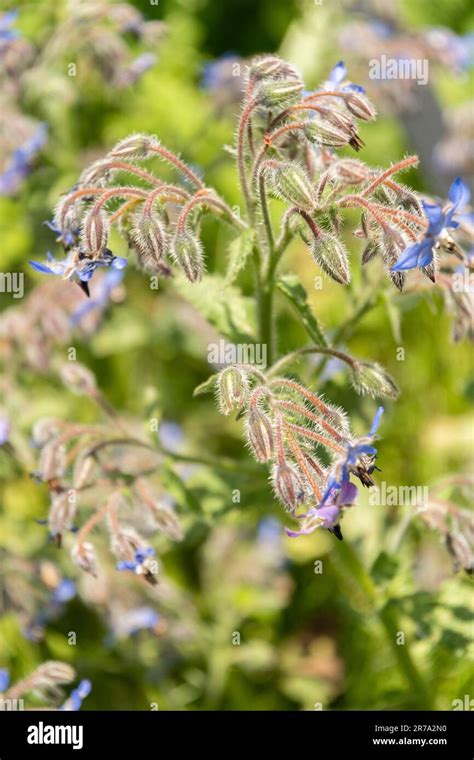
<box><xmin>310</xmin><ymin>234</ymin><xmax>351</xmax><ymax>285</ymax></box>
<box><xmin>331</xmin><ymin>159</ymin><xmax>369</xmax><ymax>185</ymax></box>
<box><xmin>343</xmin><ymin>91</ymin><xmax>377</xmax><ymax>121</ymax></box>
<box><xmin>171</xmin><ymin>231</ymin><xmax>204</xmax><ymax>283</ymax></box>
<box><xmin>272</xmin><ymin>162</ymin><xmax>316</xmax><ymax>210</ymax></box>
<box><xmin>110</xmin><ymin>133</ymin><xmax>158</xmax><ymax>159</ymax></box>
<box><xmin>246</xmin><ymin>409</ymin><xmax>274</xmax><ymax>462</ymax></box>
<box><xmin>49</xmin><ymin>493</ymin><xmax>76</xmax><ymax>539</ymax></box>
<box><xmin>257</xmin><ymin>79</ymin><xmax>303</xmax><ymax>108</ymax></box>
<box><xmin>71</xmin><ymin>541</ymin><xmax>98</xmax><ymax>577</ymax></box>
<box><xmin>131</xmin><ymin>213</ymin><xmax>168</xmax><ymax>272</ymax></box>
<box><xmin>216</xmin><ymin>366</ymin><xmax>249</xmax><ymax>416</ymax></box>
<box><xmin>272</xmin><ymin>462</ymin><xmax>305</xmax><ymax>512</ymax></box>
<box><xmin>249</xmin><ymin>55</ymin><xmax>302</xmax><ymax>82</ymax></box>
<box><xmin>304</xmin><ymin>119</ymin><xmax>350</xmax><ymax>148</ymax></box>
<box><xmin>60</xmin><ymin>362</ymin><xmax>97</xmax><ymax>396</ymax></box>
<box><xmin>82</xmin><ymin>209</ymin><xmax>108</xmax><ymax>255</ymax></box>
<box><xmin>351</xmin><ymin>361</ymin><xmax>399</xmax><ymax>399</ymax></box>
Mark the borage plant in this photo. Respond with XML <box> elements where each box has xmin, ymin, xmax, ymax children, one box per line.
<box><xmin>30</xmin><ymin>53</ymin><xmax>471</xmax><ymax>539</ymax></box>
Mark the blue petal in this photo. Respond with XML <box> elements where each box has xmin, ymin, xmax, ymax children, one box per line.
<box><xmin>111</xmin><ymin>256</ymin><xmax>127</xmax><ymax>270</ymax></box>
<box><xmin>391</xmin><ymin>240</ymin><xmax>433</xmax><ymax>271</ymax></box>
<box><xmin>422</xmin><ymin>202</ymin><xmax>445</xmax><ymax>235</ymax></box>
<box><xmin>448</xmin><ymin>177</ymin><xmax>471</xmax><ymax>210</ymax></box>
<box><xmin>0</xmin><ymin>668</ymin><xmax>10</xmax><ymax>692</ymax></box>
<box><xmin>370</xmin><ymin>406</ymin><xmax>384</xmax><ymax>436</ymax></box>
<box><xmin>76</xmin><ymin>679</ymin><xmax>92</xmax><ymax>698</ymax></box>
<box><xmin>116</xmin><ymin>560</ymin><xmax>137</xmax><ymax>571</ymax></box>
<box><xmin>29</xmin><ymin>260</ymin><xmax>56</xmax><ymax>275</ymax></box>
<box><xmin>328</xmin><ymin>61</ymin><xmax>347</xmax><ymax>85</ymax></box>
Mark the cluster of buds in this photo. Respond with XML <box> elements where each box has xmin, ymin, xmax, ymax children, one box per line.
<box><xmin>31</xmin><ymin>132</ymin><xmax>244</xmax><ymax>294</ymax></box>
<box><xmin>215</xmin><ymin>364</ymin><xmax>384</xmax><ymax>540</ymax></box>
<box><xmin>31</xmin><ymin>364</ymin><xmax>183</xmax><ymax>585</ymax></box>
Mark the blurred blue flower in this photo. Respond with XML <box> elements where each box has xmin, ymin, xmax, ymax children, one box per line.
<box><xmin>159</xmin><ymin>421</ymin><xmax>184</xmax><ymax>453</ymax></box>
<box><xmin>116</xmin><ymin>547</ymin><xmax>155</xmax><ymax>573</ymax></box>
<box><xmin>44</xmin><ymin>220</ymin><xmax>79</xmax><ymax>249</ymax></box>
<box><xmin>392</xmin><ymin>178</ymin><xmax>470</xmax><ymax>272</ymax></box>
<box><xmin>0</xmin><ymin>668</ymin><xmax>10</xmax><ymax>692</ymax></box>
<box><xmin>0</xmin><ymin>124</ymin><xmax>47</xmax><ymax>195</ymax></box>
<box><xmin>51</xmin><ymin>578</ymin><xmax>76</xmax><ymax>604</ymax></box>
<box><xmin>0</xmin><ymin>415</ymin><xmax>10</xmax><ymax>445</ymax></box>
<box><xmin>120</xmin><ymin>607</ymin><xmax>160</xmax><ymax>636</ymax></box>
<box><xmin>201</xmin><ymin>52</ymin><xmax>238</xmax><ymax>90</ymax></box>
<box><xmin>60</xmin><ymin>679</ymin><xmax>92</xmax><ymax>711</ymax></box>
<box><xmin>0</xmin><ymin>10</ymin><xmax>19</xmax><ymax>47</ymax></box>
<box><xmin>70</xmin><ymin>267</ymin><xmax>124</xmax><ymax>325</ymax></box>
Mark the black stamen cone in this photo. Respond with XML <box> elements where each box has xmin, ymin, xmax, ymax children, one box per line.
<box><xmin>329</xmin><ymin>525</ymin><xmax>343</xmax><ymax>541</ymax></box>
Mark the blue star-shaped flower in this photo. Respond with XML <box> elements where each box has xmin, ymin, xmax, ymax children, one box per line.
<box><xmin>392</xmin><ymin>177</ymin><xmax>471</xmax><ymax>272</ymax></box>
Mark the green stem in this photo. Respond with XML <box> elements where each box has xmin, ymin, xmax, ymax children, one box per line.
<box><xmin>335</xmin><ymin>541</ymin><xmax>432</xmax><ymax>708</ymax></box>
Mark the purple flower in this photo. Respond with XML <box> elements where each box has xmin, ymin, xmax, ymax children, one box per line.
<box><xmin>392</xmin><ymin>177</ymin><xmax>471</xmax><ymax>272</ymax></box>
<box><xmin>285</xmin><ymin>481</ymin><xmax>358</xmax><ymax>539</ymax></box>
<box><xmin>0</xmin><ymin>668</ymin><xmax>10</xmax><ymax>692</ymax></box>
<box><xmin>60</xmin><ymin>679</ymin><xmax>91</xmax><ymax>711</ymax></box>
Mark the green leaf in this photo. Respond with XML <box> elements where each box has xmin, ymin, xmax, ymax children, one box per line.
<box><xmin>193</xmin><ymin>373</ymin><xmax>217</xmax><ymax>397</ymax></box>
<box><xmin>371</xmin><ymin>551</ymin><xmax>399</xmax><ymax>584</ymax></box>
<box><xmin>276</xmin><ymin>274</ymin><xmax>327</xmax><ymax>347</ymax></box>
<box><xmin>174</xmin><ymin>272</ymin><xmax>256</xmax><ymax>342</ymax></box>
<box><xmin>225</xmin><ymin>228</ymin><xmax>255</xmax><ymax>285</ymax></box>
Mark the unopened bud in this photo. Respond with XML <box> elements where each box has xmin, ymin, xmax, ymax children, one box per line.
<box><xmin>110</xmin><ymin>133</ymin><xmax>158</xmax><ymax>159</ymax></box>
<box><xmin>258</xmin><ymin>79</ymin><xmax>303</xmax><ymax>108</ymax></box>
<box><xmin>60</xmin><ymin>362</ymin><xmax>97</xmax><ymax>396</ymax></box>
<box><xmin>250</xmin><ymin>55</ymin><xmax>302</xmax><ymax>82</ymax></box>
<box><xmin>82</xmin><ymin>210</ymin><xmax>108</xmax><ymax>255</ymax></box>
<box><xmin>310</xmin><ymin>234</ymin><xmax>350</xmax><ymax>285</ymax></box>
<box><xmin>272</xmin><ymin>462</ymin><xmax>305</xmax><ymax>512</ymax></box>
<box><xmin>216</xmin><ymin>366</ymin><xmax>249</xmax><ymax>416</ymax></box>
<box><xmin>246</xmin><ymin>409</ymin><xmax>274</xmax><ymax>462</ymax></box>
<box><xmin>171</xmin><ymin>231</ymin><xmax>204</xmax><ymax>283</ymax></box>
<box><xmin>304</xmin><ymin>119</ymin><xmax>349</xmax><ymax>148</ymax></box>
<box><xmin>71</xmin><ymin>541</ymin><xmax>98</xmax><ymax>577</ymax></box>
<box><xmin>351</xmin><ymin>361</ymin><xmax>399</xmax><ymax>399</ymax></box>
<box><xmin>272</xmin><ymin>162</ymin><xmax>316</xmax><ymax>210</ymax></box>
<box><xmin>132</xmin><ymin>213</ymin><xmax>167</xmax><ymax>272</ymax></box>
<box><xmin>343</xmin><ymin>91</ymin><xmax>377</xmax><ymax>121</ymax></box>
<box><xmin>332</xmin><ymin>159</ymin><xmax>369</xmax><ymax>185</ymax></box>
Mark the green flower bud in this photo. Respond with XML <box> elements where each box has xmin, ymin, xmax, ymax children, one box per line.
<box><xmin>216</xmin><ymin>367</ymin><xmax>249</xmax><ymax>416</ymax></box>
<box><xmin>310</xmin><ymin>233</ymin><xmax>350</xmax><ymax>285</ymax></box>
<box><xmin>171</xmin><ymin>231</ymin><xmax>204</xmax><ymax>283</ymax></box>
<box><xmin>273</xmin><ymin>162</ymin><xmax>316</xmax><ymax>210</ymax></box>
<box><xmin>351</xmin><ymin>361</ymin><xmax>399</xmax><ymax>399</ymax></box>
<box><xmin>246</xmin><ymin>409</ymin><xmax>274</xmax><ymax>462</ymax></box>
<box><xmin>258</xmin><ymin>79</ymin><xmax>303</xmax><ymax>108</ymax></box>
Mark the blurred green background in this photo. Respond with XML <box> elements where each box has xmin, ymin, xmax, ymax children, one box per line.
<box><xmin>0</xmin><ymin>0</ymin><xmax>472</xmax><ymax>710</ymax></box>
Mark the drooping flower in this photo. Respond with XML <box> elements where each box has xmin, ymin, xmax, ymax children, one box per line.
<box><xmin>392</xmin><ymin>177</ymin><xmax>470</xmax><ymax>272</ymax></box>
<box><xmin>285</xmin><ymin>480</ymin><xmax>358</xmax><ymax>539</ymax></box>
